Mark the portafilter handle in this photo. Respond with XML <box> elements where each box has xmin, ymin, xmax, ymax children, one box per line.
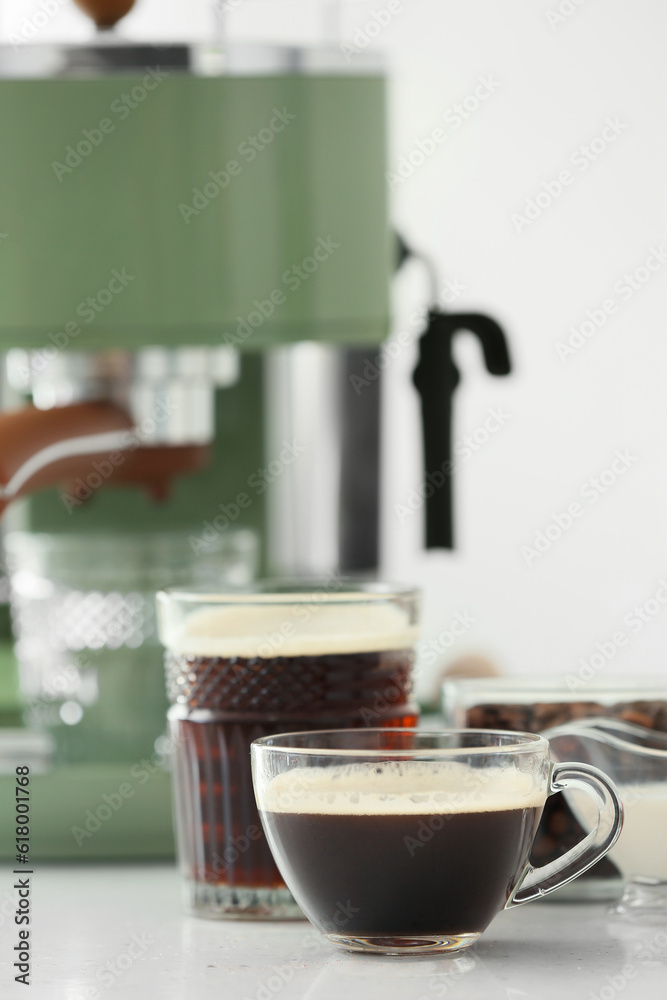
<box><xmin>0</xmin><ymin>401</ymin><xmax>207</xmax><ymax>515</ymax></box>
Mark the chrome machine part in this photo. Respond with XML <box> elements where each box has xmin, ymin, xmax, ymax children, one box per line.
<box><xmin>0</xmin><ymin>38</ymin><xmax>381</xmax><ymax>79</ymax></box>
<box><xmin>0</xmin><ymin>43</ymin><xmax>193</xmax><ymax>79</ymax></box>
<box><xmin>5</xmin><ymin>346</ymin><xmax>239</xmax><ymax>446</ymax></box>
<box><xmin>265</xmin><ymin>343</ymin><xmax>380</xmax><ymax>576</ymax></box>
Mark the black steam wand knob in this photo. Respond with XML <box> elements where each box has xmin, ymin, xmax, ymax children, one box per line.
<box><xmin>412</xmin><ymin>310</ymin><xmax>511</xmax><ymax>549</ymax></box>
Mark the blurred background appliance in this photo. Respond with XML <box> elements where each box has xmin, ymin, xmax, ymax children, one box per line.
<box><xmin>0</xmin><ymin>0</ymin><xmax>511</xmax><ymax>858</ymax></box>
<box><xmin>0</xmin><ymin>0</ymin><xmax>411</xmax><ymax>858</ymax></box>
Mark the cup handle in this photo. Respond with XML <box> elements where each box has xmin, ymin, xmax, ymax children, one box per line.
<box><xmin>507</xmin><ymin>761</ymin><xmax>624</xmax><ymax>907</ymax></box>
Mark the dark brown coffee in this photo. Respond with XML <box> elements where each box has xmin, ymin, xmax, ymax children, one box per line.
<box><xmin>260</xmin><ymin>762</ymin><xmax>544</xmax><ymax>937</ymax></box>
<box><xmin>263</xmin><ymin>807</ymin><xmax>541</xmax><ymax>936</ymax></box>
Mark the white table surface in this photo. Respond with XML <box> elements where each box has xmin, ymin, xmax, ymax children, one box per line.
<box><xmin>4</xmin><ymin>865</ymin><xmax>667</xmax><ymax>1000</ymax></box>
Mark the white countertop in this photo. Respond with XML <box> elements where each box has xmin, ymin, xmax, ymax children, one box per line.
<box><xmin>8</xmin><ymin>865</ymin><xmax>667</xmax><ymax>999</ymax></box>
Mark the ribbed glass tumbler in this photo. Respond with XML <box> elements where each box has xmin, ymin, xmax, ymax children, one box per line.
<box><xmin>157</xmin><ymin>580</ymin><xmax>420</xmax><ymax>919</ymax></box>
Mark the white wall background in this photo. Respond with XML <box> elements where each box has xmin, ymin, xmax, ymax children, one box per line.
<box><xmin>3</xmin><ymin>0</ymin><xmax>666</xmax><ymax>698</ymax></box>
<box><xmin>375</xmin><ymin>0</ymin><xmax>667</xmax><ymax>698</ymax></box>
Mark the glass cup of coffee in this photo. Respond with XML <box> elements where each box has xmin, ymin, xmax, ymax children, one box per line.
<box><xmin>251</xmin><ymin>728</ymin><xmax>624</xmax><ymax>954</ymax></box>
<box><xmin>156</xmin><ymin>580</ymin><xmax>420</xmax><ymax>919</ymax></box>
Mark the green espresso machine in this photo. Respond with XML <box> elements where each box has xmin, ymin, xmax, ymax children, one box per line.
<box><xmin>0</xmin><ymin>1</ymin><xmax>390</xmax><ymax>858</ymax></box>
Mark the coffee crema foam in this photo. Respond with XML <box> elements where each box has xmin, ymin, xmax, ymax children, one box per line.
<box><xmin>262</xmin><ymin>762</ymin><xmax>547</xmax><ymax>816</ymax></box>
<box><xmin>169</xmin><ymin>601</ymin><xmax>418</xmax><ymax>658</ymax></box>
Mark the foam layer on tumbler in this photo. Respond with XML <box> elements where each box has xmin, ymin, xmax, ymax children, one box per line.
<box><xmin>169</xmin><ymin>599</ymin><xmax>418</xmax><ymax>657</ymax></box>
<box><xmin>262</xmin><ymin>761</ymin><xmax>547</xmax><ymax>815</ymax></box>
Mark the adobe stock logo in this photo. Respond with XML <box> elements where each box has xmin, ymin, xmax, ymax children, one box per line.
<box><xmin>178</xmin><ymin>108</ymin><xmax>296</xmax><ymax>224</ymax></box>
<box><xmin>9</xmin><ymin>0</ymin><xmax>67</xmax><ymax>48</ymax></box>
<box><xmin>340</xmin><ymin>0</ymin><xmax>404</xmax><ymax>63</ymax></box>
<box><xmin>545</xmin><ymin>0</ymin><xmax>591</xmax><ymax>30</ymax></box>
<box><xmin>520</xmin><ymin>450</ymin><xmax>638</xmax><ymax>567</ymax></box>
<box><xmin>386</xmin><ymin>75</ymin><xmax>501</xmax><ymax>190</ymax></box>
<box><xmin>51</xmin><ymin>69</ymin><xmax>169</xmax><ymax>182</ymax></box>
<box><xmin>512</xmin><ymin>117</ymin><xmax>628</xmax><ymax>233</ymax></box>
<box><xmin>394</xmin><ymin>407</ymin><xmax>510</xmax><ymax>523</ymax></box>
<box><xmin>555</xmin><ymin>246</ymin><xmax>667</xmax><ymax>360</ymax></box>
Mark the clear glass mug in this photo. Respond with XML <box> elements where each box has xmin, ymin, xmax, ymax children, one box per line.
<box><xmin>157</xmin><ymin>580</ymin><xmax>420</xmax><ymax>919</ymax></box>
<box><xmin>251</xmin><ymin>729</ymin><xmax>624</xmax><ymax>955</ymax></box>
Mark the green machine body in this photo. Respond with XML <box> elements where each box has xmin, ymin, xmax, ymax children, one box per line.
<box><xmin>0</xmin><ymin>49</ymin><xmax>392</xmax><ymax>861</ymax></box>
<box><xmin>0</xmin><ymin>66</ymin><xmax>390</xmax><ymax>350</ymax></box>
